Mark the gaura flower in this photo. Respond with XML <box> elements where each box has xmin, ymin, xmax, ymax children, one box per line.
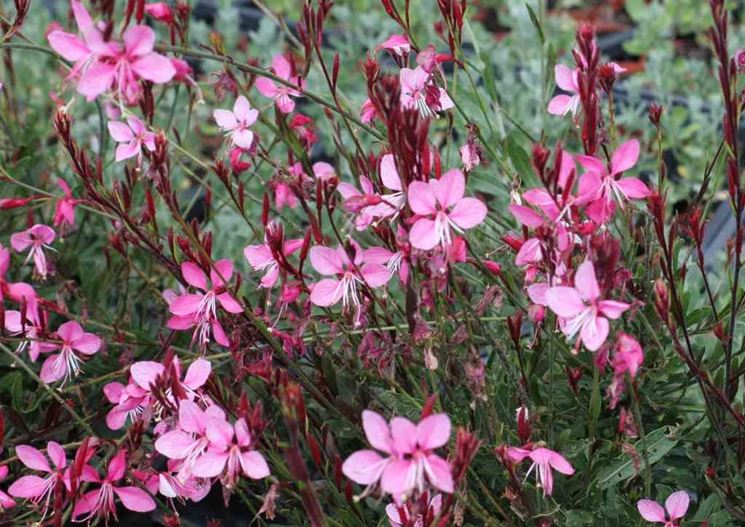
<box><xmin>407</xmin><ymin>169</ymin><xmax>487</xmax><ymax>250</ymax></box>
<box><xmin>108</xmin><ymin>116</ymin><xmax>156</xmax><ymax>162</ymax></box>
<box><xmin>386</xmin><ymin>493</ymin><xmax>442</xmax><ymax>527</ymax></box>
<box><xmin>399</xmin><ymin>66</ymin><xmax>454</xmax><ymax>118</ymax></box>
<box><xmin>244</xmin><ymin>237</ymin><xmax>303</xmax><ymax>289</ymax></box>
<box><xmin>506</xmin><ymin>445</ymin><xmax>574</xmax><ymax>496</ymax></box>
<box><xmin>39</xmin><ymin>320</ymin><xmax>102</xmax><ymax>384</ymax></box>
<box><xmin>10</xmin><ymin>224</ymin><xmax>56</xmax><ymax>279</ymax></box>
<box><xmin>637</xmin><ymin>491</ymin><xmax>690</xmax><ymax>526</ymax></box>
<box><xmin>54</xmin><ymin>178</ymin><xmax>80</xmax><ymax>229</ymax></box>
<box><xmin>4</xmin><ymin>307</ymin><xmax>52</xmax><ymax>361</ymax></box>
<box><xmin>0</xmin><ymin>244</ymin><xmax>37</xmax><ymax>307</ymax></box>
<box><xmin>545</xmin><ymin>260</ymin><xmax>629</xmax><ymax>351</ymax></box>
<box><xmin>547</xmin><ymin>64</ymin><xmax>580</xmax><ymax>117</ymax></box>
<box><xmin>377</xmin><ymin>34</ymin><xmax>411</xmax><ymax>57</ymax></box>
<box><xmin>255</xmin><ymin>55</ymin><xmax>305</xmax><ymax>114</ymax></box>
<box><xmin>8</xmin><ymin>442</ymin><xmax>69</xmax><ymax>518</ymax></box>
<box><xmin>213</xmin><ymin>95</ymin><xmax>259</xmax><ymax>150</ymax></box>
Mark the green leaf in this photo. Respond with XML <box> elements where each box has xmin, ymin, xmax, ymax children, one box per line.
<box><xmin>595</xmin><ymin>426</ymin><xmax>679</xmax><ymax>489</ymax></box>
<box><xmin>525</xmin><ymin>3</ymin><xmax>544</xmax><ymax>45</ymax></box>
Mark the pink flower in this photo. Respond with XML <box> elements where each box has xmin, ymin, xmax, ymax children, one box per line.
<box><xmin>144</xmin><ymin>2</ymin><xmax>173</xmax><ymax>23</ymax></box>
<box><xmin>72</xmin><ymin>450</ymin><xmax>156</xmax><ymax>523</ymax></box>
<box><xmin>54</xmin><ymin>178</ymin><xmax>79</xmax><ymax>228</ymax></box>
<box><xmin>4</xmin><ymin>307</ymin><xmax>52</xmax><ymax>361</ymax></box>
<box><xmin>637</xmin><ymin>491</ymin><xmax>690</xmax><ymax>526</ymax></box>
<box><xmin>545</xmin><ymin>261</ymin><xmax>629</xmax><ymax>351</ymax></box>
<box><xmin>547</xmin><ymin>64</ymin><xmax>580</xmax><ymax>117</ymax></box>
<box><xmin>612</xmin><ymin>333</ymin><xmax>644</xmax><ymax>379</ymax></box>
<box><xmin>506</xmin><ymin>446</ymin><xmax>574</xmax><ymax>496</ymax></box>
<box><xmin>255</xmin><ymin>55</ymin><xmax>305</xmax><ymax>114</ymax></box>
<box><xmin>273</xmin><ymin>182</ymin><xmax>298</xmax><ymax>210</ymax></box>
<box><xmin>244</xmin><ymin>237</ymin><xmax>303</xmax><ymax>289</ymax></box>
<box><xmin>213</xmin><ymin>95</ymin><xmax>259</xmax><ymax>149</ymax></box>
<box><xmin>337</xmin><ymin>158</ymin><xmax>405</xmax><ymax>231</ymax></box>
<box><xmin>8</xmin><ymin>442</ymin><xmax>68</xmax><ymax>517</ymax></box>
<box><xmin>377</xmin><ymin>34</ymin><xmax>411</xmax><ymax>56</ymax></box>
<box><xmin>167</xmin><ymin>260</ymin><xmax>243</xmax><ymax>347</ymax></box>
<box><xmin>78</xmin><ymin>25</ymin><xmax>175</xmax><ymax>105</ymax></box>
<box><xmin>309</xmin><ymin>244</ymin><xmax>391</xmax><ymax>311</ymax></box>
<box><xmin>407</xmin><ymin>169</ymin><xmax>487</xmax><ymax>250</ymax></box>
<box><xmin>342</xmin><ymin>410</ymin><xmax>453</xmax><ymax>499</ymax></box>
<box><xmin>0</xmin><ymin>465</ymin><xmax>15</xmax><ymax>510</ymax></box>
<box><xmin>10</xmin><ymin>224</ymin><xmax>56</xmax><ymax>279</ymax></box>
<box><xmin>576</xmin><ymin>139</ymin><xmax>650</xmax><ymax>224</ymax></box>
<box><xmin>386</xmin><ymin>493</ymin><xmax>442</xmax><ymax>527</ymax></box>
<box><xmin>399</xmin><ymin>66</ymin><xmax>453</xmax><ymax>117</ymax></box>
<box><xmin>0</xmin><ymin>244</ymin><xmax>37</xmax><ymax>307</ymax></box>
<box><xmin>47</xmin><ymin>1</ymin><xmax>104</xmax><ymax>82</ymax></box>
<box><xmin>39</xmin><ymin>320</ymin><xmax>102</xmax><ymax>384</ymax></box>
<box><xmin>360</xmin><ymin>98</ymin><xmax>378</xmax><ymax>124</ymax></box>
<box><xmin>188</xmin><ymin>412</ymin><xmax>270</xmax><ymax>486</ymax></box>
<box><xmin>108</xmin><ymin>116</ymin><xmax>156</xmax><ymax>162</ymax></box>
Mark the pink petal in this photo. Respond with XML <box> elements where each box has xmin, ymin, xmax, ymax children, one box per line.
<box><xmin>574</xmin><ymin>260</ymin><xmax>600</xmax><ymax>301</ymax></box>
<box><xmin>77</xmin><ymin>61</ymin><xmax>115</xmax><ymax>100</ymax></box>
<box><xmin>73</xmin><ymin>333</ymin><xmax>102</xmax><ymax>355</ymax></box>
<box><xmin>380</xmin><ymin>154</ymin><xmax>402</xmax><ymax>191</ymax></box>
<box><xmin>130</xmin><ymin>361</ymin><xmax>164</xmax><ymax>390</ymax></box>
<box><xmin>15</xmin><ymin>445</ymin><xmax>51</xmax><ymax>472</ymax></box>
<box><xmin>598</xmin><ymin>300</ymin><xmax>630</xmax><ymax>320</ymax></box>
<box><xmin>233</xmin><ymin>96</ymin><xmax>258</xmax><ymax>125</ymax></box>
<box><xmin>449</xmin><ymin>197</ymin><xmax>487</xmax><ymax>229</ymax></box>
<box><xmin>423</xmin><ymin>454</ymin><xmax>454</xmax><ymax>493</ymax></box>
<box><xmin>255</xmin><ymin>77</ymin><xmax>279</xmax><ymax>98</ymax></box>
<box><xmin>509</xmin><ymin>204</ymin><xmax>544</xmax><ymax>228</ymax></box>
<box><xmin>132</xmin><ymin>53</ymin><xmax>176</xmax><ymax>83</ymax></box>
<box><xmin>576</xmin><ymin>155</ymin><xmax>606</xmax><ymax>178</ymax></box>
<box><xmin>113</xmin><ymin>486</ymin><xmax>156</xmax><ymax>512</ymax></box>
<box><xmin>547</xmin><ymin>95</ymin><xmax>574</xmax><ymax>116</ymax></box>
<box><xmin>240</xmin><ymin>450</ymin><xmax>270</xmax><ymax>479</ymax></box>
<box><xmin>181</xmin><ymin>262</ymin><xmax>207</xmax><ymax>290</ymax></box>
<box><xmin>232</xmin><ymin>129</ymin><xmax>254</xmax><ymax>149</ymax></box>
<box><xmin>416</xmin><ymin>414</ymin><xmax>451</xmax><ymax>450</ymax></box>
<box><xmin>169</xmin><ymin>294</ymin><xmax>204</xmax><ymax>316</ymax></box>
<box><xmin>106</xmin><ymin>408</ymin><xmax>129</xmax><ymax>430</ymax></box>
<box><xmin>615</xmin><ymin>177</ymin><xmax>650</xmax><ymax>200</ymax></box>
<box><xmin>545</xmin><ymin>287</ymin><xmax>585</xmax><ymax>318</ymax></box>
<box><xmin>545</xmin><ymin>450</ymin><xmax>574</xmax><ymax>475</ymax></box>
<box><xmin>123</xmin><ymin>25</ymin><xmax>155</xmax><ymax>56</ymax></box>
<box><xmin>115</xmin><ymin>142</ymin><xmax>140</xmax><ymax>162</ymax></box>
<box><xmin>436</xmin><ymin>169</ymin><xmax>465</xmax><ymax>209</ymax></box>
<box><xmin>407</xmin><ymin>181</ymin><xmax>437</xmax><ymax>215</ymax></box>
<box><xmin>380</xmin><ymin>459</ymin><xmax>414</xmax><ymax>496</ymax></box>
<box><xmin>515</xmin><ymin>238</ymin><xmax>542</xmax><ymax>266</ymax></box>
<box><xmin>183</xmin><ymin>358</ymin><xmax>211</xmax><ymax>390</ymax></box>
<box><xmin>205</xmin><ymin>416</ymin><xmax>234</xmax><ymax>450</ymax></box>
<box><xmin>108</xmin><ymin>121</ymin><xmax>134</xmax><ymax>142</ymax></box>
<box><xmin>192</xmin><ymin>451</ymin><xmax>229</xmax><ymax>478</ymax></box>
<box><xmin>409</xmin><ymin>218</ymin><xmax>438</xmax><ymax>251</ymax></box>
<box><xmin>155</xmin><ymin>430</ymin><xmax>195</xmax><ymax>459</ymax></box>
<box><xmin>342</xmin><ymin>450</ymin><xmax>388</xmax><ymax>485</ymax></box>
<box><xmin>271</xmin><ymin>54</ymin><xmax>292</xmax><ymax>80</ymax></box>
<box><xmin>637</xmin><ymin>499</ymin><xmax>667</xmax><ymax>522</ymax></box>
<box><xmin>47</xmin><ymin>441</ymin><xmax>67</xmax><ymax>470</ymax></box>
<box><xmin>48</xmin><ymin>31</ymin><xmax>89</xmax><ymax>62</ymax></box>
<box><xmin>362</xmin><ymin>410</ymin><xmax>392</xmax><ymax>453</ymax></box>
<box><xmin>213</xmin><ymin>109</ymin><xmax>237</xmax><ymax>130</ymax></box>
<box><xmin>39</xmin><ymin>354</ymin><xmax>65</xmax><ymax>383</ymax></box>
<box><xmin>527</xmin><ymin>283</ymin><xmax>550</xmax><ymax>306</ymax></box>
<box><xmin>217</xmin><ymin>293</ymin><xmax>243</xmax><ymax>314</ymax></box>
<box><xmin>8</xmin><ymin>475</ymin><xmax>47</xmax><ymax>499</ymax></box>
<box><xmin>178</xmin><ymin>399</ymin><xmax>203</xmax><ymax>433</ymax></box>
<box><xmin>665</xmin><ymin>491</ymin><xmax>690</xmax><ymax>520</ymax></box>
<box><xmin>360</xmin><ymin>263</ymin><xmax>391</xmax><ymax>288</ymax></box>
<box><xmin>506</xmin><ymin>447</ymin><xmax>532</xmax><ymax>463</ymax></box>
<box><xmin>309</xmin><ymin>246</ymin><xmax>344</xmax><ymax>275</ymax></box>
<box><xmin>309</xmin><ymin>278</ymin><xmax>343</xmax><ymax>307</ymax></box>
<box><xmin>211</xmin><ymin>259</ymin><xmax>234</xmax><ymax>285</ymax></box>
<box><xmin>437</xmin><ymin>88</ymin><xmax>454</xmax><ymax>111</ymax></box>
<box><xmin>580</xmin><ymin>315</ymin><xmax>609</xmax><ymax>351</ymax></box>
<box><xmin>390</xmin><ymin>417</ymin><xmax>417</xmax><ymax>454</ymax></box>
<box><xmin>72</xmin><ymin>490</ymin><xmax>98</xmax><ymax>519</ymax></box>
<box><xmin>363</xmin><ymin>247</ymin><xmax>394</xmax><ymax>265</ymax></box>
<box><xmin>611</xmin><ymin>139</ymin><xmax>640</xmax><ymax>175</ymax></box>
<box><xmin>244</xmin><ymin>244</ymin><xmax>274</xmax><ymax>269</ymax></box>
<box><xmin>554</xmin><ymin>64</ymin><xmax>577</xmax><ymax>92</ymax></box>
<box><xmin>276</xmin><ymin>93</ymin><xmax>296</xmax><ymax>114</ymax></box>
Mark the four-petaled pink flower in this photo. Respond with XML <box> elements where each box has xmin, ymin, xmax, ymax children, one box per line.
<box><xmin>548</xmin><ymin>64</ymin><xmax>580</xmax><ymax>117</ymax></box>
<box><xmin>255</xmin><ymin>55</ymin><xmax>305</xmax><ymax>114</ymax></box>
<box><xmin>309</xmin><ymin>244</ymin><xmax>391</xmax><ymax>314</ymax></box>
<box><xmin>342</xmin><ymin>410</ymin><xmax>454</xmax><ymax>499</ymax></box>
<box><xmin>576</xmin><ymin>139</ymin><xmax>650</xmax><ymax>224</ymax></box>
<box><xmin>188</xmin><ymin>412</ymin><xmax>270</xmax><ymax>486</ymax></box>
<box><xmin>47</xmin><ymin>0</ymin><xmax>104</xmax><ymax>84</ymax></box>
<box><xmin>545</xmin><ymin>260</ymin><xmax>629</xmax><ymax>351</ymax></box>
<box><xmin>167</xmin><ymin>260</ymin><xmax>243</xmax><ymax>347</ymax></box>
<box><xmin>407</xmin><ymin>169</ymin><xmax>487</xmax><ymax>250</ymax></box>
<box><xmin>108</xmin><ymin>116</ymin><xmax>156</xmax><ymax>162</ymax></box>
<box><xmin>10</xmin><ymin>224</ymin><xmax>56</xmax><ymax>279</ymax></box>
<box><xmin>506</xmin><ymin>445</ymin><xmax>574</xmax><ymax>496</ymax></box>
<box><xmin>213</xmin><ymin>95</ymin><xmax>259</xmax><ymax>150</ymax></box>
<box><xmin>399</xmin><ymin>66</ymin><xmax>454</xmax><ymax>118</ymax></box>
<box><xmin>8</xmin><ymin>442</ymin><xmax>68</xmax><ymax>518</ymax></box>
<box><xmin>39</xmin><ymin>320</ymin><xmax>102</xmax><ymax>384</ymax></box>
<box><xmin>637</xmin><ymin>491</ymin><xmax>690</xmax><ymax>526</ymax></box>
<box><xmin>72</xmin><ymin>450</ymin><xmax>156</xmax><ymax>523</ymax></box>
<box><xmin>244</xmin><ymin>237</ymin><xmax>303</xmax><ymax>289</ymax></box>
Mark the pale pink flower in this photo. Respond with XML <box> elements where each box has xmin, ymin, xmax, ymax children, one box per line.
<box><xmin>637</xmin><ymin>491</ymin><xmax>690</xmax><ymax>526</ymax></box>
<box><xmin>377</xmin><ymin>34</ymin><xmax>411</xmax><ymax>56</ymax></box>
<box><xmin>0</xmin><ymin>466</ymin><xmax>15</xmax><ymax>510</ymax></box>
<box><xmin>309</xmin><ymin>244</ymin><xmax>391</xmax><ymax>312</ymax></box>
<box><xmin>213</xmin><ymin>95</ymin><xmax>259</xmax><ymax>149</ymax></box>
<box><xmin>4</xmin><ymin>307</ymin><xmax>52</xmax><ymax>361</ymax></box>
<box><xmin>312</xmin><ymin>161</ymin><xmax>336</xmax><ymax>182</ymax></box>
<box><xmin>386</xmin><ymin>493</ymin><xmax>442</xmax><ymax>527</ymax></box>
<box><xmin>108</xmin><ymin>116</ymin><xmax>156</xmax><ymax>162</ymax></box>
<box><xmin>54</xmin><ymin>178</ymin><xmax>79</xmax><ymax>229</ymax></box>
<box><xmin>342</xmin><ymin>410</ymin><xmax>453</xmax><ymax>499</ymax></box>
<box><xmin>407</xmin><ymin>169</ymin><xmax>487</xmax><ymax>250</ymax></box>
<box><xmin>39</xmin><ymin>320</ymin><xmax>102</xmax><ymax>384</ymax></box>
<box><xmin>77</xmin><ymin>25</ymin><xmax>175</xmax><ymax>105</ymax></box>
<box><xmin>576</xmin><ymin>139</ymin><xmax>650</xmax><ymax>224</ymax></box>
<box><xmin>545</xmin><ymin>261</ymin><xmax>630</xmax><ymax>351</ymax></box>
<box><xmin>8</xmin><ymin>442</ymin><xmax>68</xmax><ymax>517</ymax></box>
<box><xmin>166</xmin><ymin>260</ymin><xmax>243</xmax><ymax>347</ymax></box>
<box><xmin>399</xmin><ymin>66</ymin><xmax>453</xmax><ymax>117</ymax></box>
<box><xmin>188</xmin><ymin>412</ymin><xmax>270</xmax><ymax>486</ymax></box>
<box><xmin>548</xmin><ymin>64</ymin><xmax>580</xmax><ymax>117</ymax></box>
<box><xmin>72</xmin><ymin>450</ymin><xmax>156</xmax><ymax>523</ymax></box>
<box><xmin>244</xmin><ymin>236</ymin><xmax>303</xmax><ymax>289</ymax></box>
<box><xmin>506</xmin><ymin>446</ymin><xmax>574</xmax><ymax>496</ymax></box>
<box><xmin>255</xmin><ymin>55</ymin><xmax>304</xmax><ymax>113</ymax></box>
<box><xmin>10</xmin><ymin>224</ymin><xmax>56</xmax><ymax>279</ymax></box>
